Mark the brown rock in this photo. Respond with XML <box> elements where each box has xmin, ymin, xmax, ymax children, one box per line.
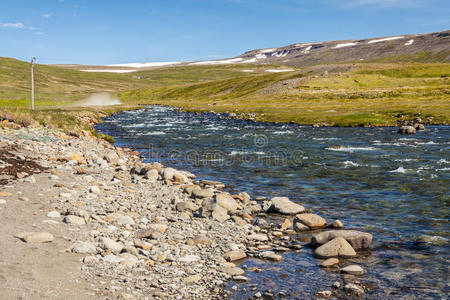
<box><xmin>223</xmin><ymin>250</ymin><xmax>247</xmax><ymax>262</ymax></box>
<box><xmin>320</xmin><ymin>258</ymin><xmax>339</xmax><ymax>268</ymax></box>
<box><xmin>15</xmin><ymin>232</ymin><xmax>54</xmax><ymax>243</ymax></box>
<box><xmin>294</xmin><ymin>213</ymin><xmax>327</xmax><ymax>229</ymax></box>
<box><xmin>281</xmin><ymin>218</ymin><xmax>292</xmax><ymax>230</ymax></box>
<box><xmin>184</xmin><ymin>274</ymin><xmax>201</xmax><ymax>283</ymax></box>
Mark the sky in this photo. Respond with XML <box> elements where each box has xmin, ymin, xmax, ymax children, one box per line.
<box><xmin>0</xmin><ymin>0</ymin><xmax>449</xmax><ymax>65</ymax></box>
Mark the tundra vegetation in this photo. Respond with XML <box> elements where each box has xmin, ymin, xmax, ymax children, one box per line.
<box><xmin>0</xmin><ymin>56</ymin><xmax>449</xmax><ymax>130</ymax></box>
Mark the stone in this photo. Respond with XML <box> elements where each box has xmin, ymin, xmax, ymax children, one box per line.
<box><xmin>103</xmin><ymin>254</ymin><xmax>124</xmax><ymax>264</ymax></box>
<box><xmin>223</xmin><ymin>250</ymin><xmax>246</xmax><ymax>262</ymax></box>
<box><xmin>259</xmin><ymin>251</ymin><xmax>283</xmax><ymax>262</ymax></box>
<box><xmin>0</xmin><ymin>192</ymin><xmax>12</xmax><ymax>197</ymax></box>
<box><xmin>116</xmin><ymin>215</ymin><xmax>135</xmax><ymax>226</ymax></box>
<box><xmin>89</xmin><ymin>186</ymin><xmax>101</xmax><ymax>193</ymax></box>
<box><xmin>134</xmin><ymin>240</ymin><xmax>153</xmax><ymax>250</ymax></box>
<box><xmin>294</xmin><ymin>222</ymin><xmax>309</xmax><ymax>232</ymax></box>
<box><xmin>144</xmin><ymin>168</ymin><xmax>159</xmax><ymax>182</ymax></box>
<box><xmin>398</xmin><ymin>126</ymin><xmax>416</xmax><ymax>134</ymax></box>
<box><xmin>0</xmin><ymin>199</ymin><xmax>6</xmax><ymax>204</ymax></box>
<box><xmin>341</xmin><ymin>264</ymin><xmax>364</xmax><ymax>275</ymax></box>
<box><xmin>249</xmin><ymin>233</ymin><xmax>269</xmax><ymax>242</ymax></box>
<box><xmin>311</xmin><ymin>230</ymin><xmax>373</xmax><ymax>250</ymax></box>
<box><xmin>193</xmin><ymin>235</ymin><xmax>212</xmax><ymax>246</ymax></box>
<box><xmin>148</xmin><ymin>223</ymin><xmax>167</xmax><ymax>233</ymax></box>
<box><xmin>179</xmin><ymin>255</ymin><xmax>201</xmax><ymax>263</ymax></box>
<box><xmin>135</xmin><ymin>229</ymin><xmax>160</xmax><ymax>239</ymax></box>
<box><xmin>67</xmin><ymin>153</ymin><xmax>83</xmax><ymax>162</ymax></box>
<box><xmin>231</xmin><ymin>216</ymin><xmax>247</xmax><ymax>226</ymax></box>
<box><xmin>184</xmin><ymin>274</ymin><xmax>201</xmax><ymax>283</ymax></box>
<box><xmin>222</xmin><ymin>267</ymin><xmax>245</xmax><ymax>276</ymax></box>
<box><xmin>162</xmin><ymin>168</ymin><xmax>175</xmax><ymax>180</ymax></box>
<box><xmin>15</xmin><ymin>232</ymin><xmax>54</xmax><ymax>243</ymax></box>
<box><xmin>314</xmin><ymin>237</ymin><xmax>356</xmax><ymax>258</ymax></box>
<box><xmin>233</xmin><ymin>275</ymin><xmax>250</xmax><ymax>282</ymax></box>
<box><xmin>332</xmin><ymin>281</ymin><xmax>341</xmax><ymax>289</ymax></box>
<box><xmin>215</xmin><ymin>193</ymin><xmax>238</xmax><ymax>213</ymax></box>
<box><xmin>63</xmin><ymin>215</ymin><xmax>86</xmax><ymax>225</ymax></box>
<box><xmin>104</xmin><ymin>151</ymin><xmax>119</xmax><ymax>164</ymax></box>
<box><xmin>192</xmin><ymin>188</ymin><xmax>214</xmax><ymax>199</ymax></box>
<box><xmin>71</xmin><ymin>241</ymin><xmax>97</xmax><ymax>254</ymax></box>
<box><xmin>331</xmin><ymin>220</ymin><xmax>344</xmax><ymax>229</ymax></box>
<box><xmin>200</xmin><ymin>201</ymin><xmax>229</xmax><ymax>223</ymax></box>
<box><xmin>320</xmin><ymin>258</ymin><xmax>339</xmax><ymax>268</ymax></box>
<box><xmin>173</xmin><ymin>173</ymin><xmax>187</xmax><ymax>184</ymax></box>
<box><xmin>316</xmin><ymin>291</ymin><xmax>332</xmax><ymax>298</ymax></box>
<box><xmin>176</xmin><ymin>201</ymin><xmax>198</xmax><ymax>213</ymax></box>
<box><xmin>47</xmin><ymin>211</ymin><xmax>61</xmax><ymax>218</ymax></box>
<box><xmin>280</xmin><ymin>218</ymin><xmax>292</xmax><ymax>230</ymax></box>
<box><xmin>294</xmin><ymin>213</ymin><xmax>327</xmax><ymax>229</ymax></box>
<box><xmin>98</xmin><ymin>237</ymin><xmax>123</xmax><ymax>254</ymax></box>
<box><xmin>344</xmin><ymin>283</ymin><xmax>365</xmax><ymax>297</ymax></box>
<box><xmin>269</xmin><ymin>197</ymin><xmax>305</xmax><ymax>215</ymax></box>
<box><xmin>119</xmin><ymin>253</ymin><xmax>138</xmax><ymax>267</ymax></box>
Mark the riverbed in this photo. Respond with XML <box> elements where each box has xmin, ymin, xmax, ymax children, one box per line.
<box><xmin>96</xmin><ymin>106</ymin><xmax>449</xmax><ymax>299</ymax></box>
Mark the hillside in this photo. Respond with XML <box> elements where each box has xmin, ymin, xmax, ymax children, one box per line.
<box><xmin>237</xmin><ymin>30</ymin><xmax>450</xmax><ymax>66</ymax></box>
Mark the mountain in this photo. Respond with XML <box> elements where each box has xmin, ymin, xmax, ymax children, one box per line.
<box><xmin>236</xmin><ymin>30</ymin><xmax>450</xmax><ymax>66</ymax></box>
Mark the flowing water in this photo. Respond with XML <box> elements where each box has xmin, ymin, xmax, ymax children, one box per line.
<box><xmin>96</xmin><ymin>106</ymin><xmax>449</xmax><ymax>299</ymax></box>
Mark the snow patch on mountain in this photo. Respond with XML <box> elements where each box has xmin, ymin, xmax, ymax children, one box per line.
<box><xmin>368</xmin><ymin>36</ymin><xmax>404</xmax><ymax>44</ymax></box>
<box><xmin>334</xmin><ymin>42</ymin><xmax>357</xmax><ymax>48</ymax></box>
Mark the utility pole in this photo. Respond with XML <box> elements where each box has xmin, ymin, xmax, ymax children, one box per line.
<box><xmin>31</xmin><ymin>57</ymin><xmax>36</xmax><ymax>110</ymax></box>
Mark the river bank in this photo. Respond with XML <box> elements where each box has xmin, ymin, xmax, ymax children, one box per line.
<box><xmin>0</xmin><ymin>112</ymin><xmax>383</xmax><ymax>299</ymax></box>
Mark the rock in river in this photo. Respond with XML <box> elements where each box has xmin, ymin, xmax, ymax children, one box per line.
<box><xmin>294</xmin><ymin>213</ymin><xmax>327</xmax><ymax>229</ymax></box>
<box><xmin>311</xmin><ymin>230</ymin><xmax>372</xmax><ymax>251</ymax></box>
<box><xmin>269</xmin><ymin>197</ymin><xmax>305</xmax><ymax>215</ymax></box>
<box><xmin>341</xmin><ymin>264</ymin><xmax>365</xmax><ymax>275</ymax></box>
<box><xmin>314</xmin><ymin>237</ymin><xmax>356</xmax><ymax>258</ymax></box>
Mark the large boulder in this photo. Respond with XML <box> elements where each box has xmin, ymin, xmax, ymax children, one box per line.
<box><xmin>311</xmin><ymin>230</ymin><xmax>372</xmax><ymax>251</ymax></box>
<box><xmin>269</xmin><ymin>197</ymin><xmax>305</xmax><ymax>215</ymax></box>
<box><xmin>314</xmin><ymin>237</ymin><xmax>356</xmax><ymax>258</ymax></box>
<box><xmin>215</xmin><ymin>193</ymin><xmax>238</xmax><ymax>214</ymax></box>
<box><xmin>294</xmin><ymin>213</ymin><xmax>327</xmax><ymax>229</ymax></box>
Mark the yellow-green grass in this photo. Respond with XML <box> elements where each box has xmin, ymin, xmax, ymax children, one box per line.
<box><xmin>1</xmin><ymin>56</ymin><xmax>449</xmax><ymax>127</ymax></box>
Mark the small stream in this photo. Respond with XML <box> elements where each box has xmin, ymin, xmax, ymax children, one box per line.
<box><xmin>96</xmin><ymin>106</ymin><xmax>449</xmax><ymax>299</ymax></box>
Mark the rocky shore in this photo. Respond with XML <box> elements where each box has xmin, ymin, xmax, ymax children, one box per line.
<box><xmin>0</xmin><ymin>121</ymin><xmax>374</xmax><ymax>299</ymax></box>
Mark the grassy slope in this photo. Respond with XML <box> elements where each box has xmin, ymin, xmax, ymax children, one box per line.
<box><xmin>120</xmin><ymin>63</ymin><xmax>450</xmax><ymax>126</ymax></box>
<box><xmin>0</xmin><ymin>56</ymin><xmax>449</xmax><ymax>128</ymax></box>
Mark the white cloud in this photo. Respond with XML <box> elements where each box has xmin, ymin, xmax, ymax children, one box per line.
<box><xmin>1</xmin><ymin>23</ymin><xmax>36</xmax><ymax>30</ymax></box>
<box><xmin>2</xmin><ymin>22</ymin><xmax>45</xmax><ymax>36</ymax></box>
<box><xmin>41</xmin><ymin>13</ymin><xmax>52</xmax><ymax>18</ymax></box>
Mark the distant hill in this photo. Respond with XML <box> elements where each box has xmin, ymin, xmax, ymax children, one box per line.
<box><xmin>236</xmin><ymin>30</ymin><xmax>450</xmax><ymax>66</ymax></box>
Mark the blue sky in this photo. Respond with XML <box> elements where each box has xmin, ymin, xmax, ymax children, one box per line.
<box><xmin>0</xmin><ymin>0</ymin><xmax>448</xmax><ymax>64</ymax></box>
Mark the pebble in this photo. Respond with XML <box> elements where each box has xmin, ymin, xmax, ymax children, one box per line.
<box><xmin>71</xmin><ymin>241</ymin><xmax>97</xmax><ymax>254</ymax></box>
<box><xmin>320</xmin><ymin>257</ymin><xmax>339</xmax><ymax>268</ymax></box>
<box><xmin>0</xmin><ymin>199</ymin><xmax>6</xmax><ymax>204</ymax></box>
<box><xmin>47</xmin><ymin>211</ymin><xmax>61</xmax><ymax>218</ymax></box>
<box><xmin>63</xmin><ymin>215</ymin><xmax>86</xmax><ymax>225</ymax></box>
<box><xmin>344</xmin><ymin>283</ymin><xmax>365</xmax><ymax>296</ymax></box>
<box><xmin>341</xmin><ymin>264</ymin><xmax>365</xmax><ymax>275</ymax></box>
<box><xmin>259</xmin><ymin>251</ymin><xmax>283</xmax><ymax>262</ymax></box>
<box><xmin>15</xmin><ymin>231</ymin><xmax>54</xmax><ymax>243</ymax></box>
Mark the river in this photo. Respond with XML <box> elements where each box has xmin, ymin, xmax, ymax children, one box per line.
<box><xmin>96</xmin><ymin>106</ymin><xmax>449</xmax><ymax>299</ymax></box>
